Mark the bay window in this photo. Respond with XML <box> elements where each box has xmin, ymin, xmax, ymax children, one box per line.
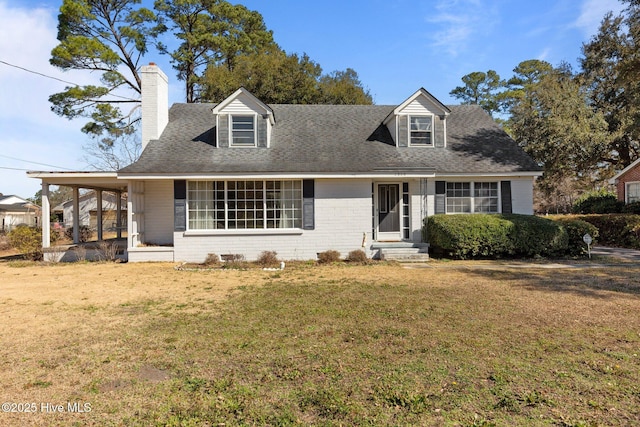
<box><xmin>187</xmin><ymin>180</ymin><xmax>302</xmax><ymax>230</ymax></box>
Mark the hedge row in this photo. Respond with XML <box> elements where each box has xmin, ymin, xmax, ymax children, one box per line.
<box><xmin>568</xmin><ymin>214</ymin><xmax>640</xmax><ymax>249</ymax></box>
<box><xmin>425</xmin><ymin>214</ymin><xmax>597</xmax><ymax>259</ymax></box>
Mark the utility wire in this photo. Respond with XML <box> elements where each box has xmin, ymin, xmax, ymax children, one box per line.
<box><xmin>0</xmin><ymin>154</ymin><xmax>73</xmax><ymax>170</ymax></box>
<box><xmin>0</xmin><ymin>165</ymin><xmax>34</xmax><ymax>171</ymax></box>
<box><xmin>0</xmin><ymin>59</ymin><xmax>139</xmax><ymax>102</ymax></box>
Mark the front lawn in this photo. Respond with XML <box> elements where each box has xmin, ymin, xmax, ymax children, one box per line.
<box><xmin>0</xmin><ymin>262</ymin><xmax>639</xmax><ymax>425</ymax></box>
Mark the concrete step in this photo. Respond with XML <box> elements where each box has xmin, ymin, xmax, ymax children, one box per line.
<box><xmin>374</xmin><ymin>243</ymin><xmax>430</xmax><ymax>262</ymax></box>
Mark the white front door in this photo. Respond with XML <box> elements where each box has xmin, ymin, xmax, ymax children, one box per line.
<box><xmin>376</xmin><ymin>183</ymin><xmax>401</xmax><ymax>241</ymax></box>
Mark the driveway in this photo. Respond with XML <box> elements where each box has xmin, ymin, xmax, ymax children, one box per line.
<box><xmin>403</xmin><ymin>246</ymin><xmax>640</xmax><ymax>269</ymax></box>
<box><xmin>591</xmin><ymin>245</ymin><xmax>640</xmax><ymax>262</ymax></box>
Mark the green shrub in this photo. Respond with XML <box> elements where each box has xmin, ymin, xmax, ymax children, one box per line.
<box><xmin>505</xmin><ymin>214</ymin><xmax>568</xmax><ymax>257</ymax></box>
<box><xmin>346</xmin><ymin>249</ymin><xmax>368</xmax><ymax>263</ymax></box>
<box><xmin>622</xmin><ymin>202</ymin><xmax>640</xmax><ymax>214</ymax></box>
<box><xmin>572</xmin><ymin>190</ymin><xmax>623</xmax><ymax>214</ymax></box>
<box><xmin>8</xmin><ymin>226</ymin><xmax>42</xmax><ymax>260</ymax></box>
<box><xmin>550</xmin><ymin>216</ymin><xmax>599</xmax><ymax>256</ymax></box>
<box><xmin>426</xmin><ymin>214</ymin><xmax>514</xmax><ymax>259</ymax></box>
<box><xmin>317</xmin><ymin>250</ymin><xmax>341</xmax><ymax>264</ymax></box>
<box><xmin>572</xmin><ymin>214</ymin><xmax>640</xmax><ymax>249</ymax></box>
<box><xmin>425</xmin><ymin>214</ymin><xmax>570</xmax><ymax>259</ymax></box>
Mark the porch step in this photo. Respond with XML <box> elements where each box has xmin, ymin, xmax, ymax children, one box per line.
<box><xmin>371</xmin><ymin>242</ymin><xmax>430</xmax><ymax>262</ymax></box>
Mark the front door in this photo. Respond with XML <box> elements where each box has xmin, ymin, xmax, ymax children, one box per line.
<box><xmin>377</xmin><ymin>184</ymin><xmax>401</xmax><ymax>240</ymax></box>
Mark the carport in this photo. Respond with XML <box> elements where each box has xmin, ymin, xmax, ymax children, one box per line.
<box><xmin>27</xmin><ymin>171</ymin><xmax>127</xmax><ymax>248</ymax></box>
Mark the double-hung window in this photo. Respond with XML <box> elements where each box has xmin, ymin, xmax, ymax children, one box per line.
<box><xmin>627</xmin><ymin>182</ymin><xmax>640</xmax><ymax>204</ymax></box>
<box><xmin>231</xmin><ymin>115</ymin><xmax>255</xmax><ymax>146</ymax></box>
<box><xmin>474</xmin><ymin>182</ymin><xmax>499</xmax><ymax>213</ymax></box>
<box><xmin>187</xmin><ymin>180</ymin><xmax>302</xmax><ymax>230</ymax></box>
<box><xmin>409</xmin><ymin>115</ymin><xmax>433</xmax><ymax>146</ymax></box>
<box><xmin>446</xmin><ymin>182</ymin><xmax>499</xmax><ymax>213</ymax></box>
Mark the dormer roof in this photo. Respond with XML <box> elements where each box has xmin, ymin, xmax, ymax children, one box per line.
<box><xmin>383</xmin><ymin>88</ymin><xmax>451</xmax><ymax>125</ymax></box>
<box><xmin>211</xmin><ymin>87</ymin><xmax>275</xmax><ymax>125</ymax></box>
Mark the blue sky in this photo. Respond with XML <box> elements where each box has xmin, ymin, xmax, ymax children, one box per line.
<box><xmin>0</xmin><ymin>0</ymin><xmax>626</xmax><ymax>198</ymax></box>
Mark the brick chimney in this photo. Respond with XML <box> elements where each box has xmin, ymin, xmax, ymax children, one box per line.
<box><xmin>140</xmin><ymin>62</ymin><xmax>169</xmax><ymax>150</ymax></box>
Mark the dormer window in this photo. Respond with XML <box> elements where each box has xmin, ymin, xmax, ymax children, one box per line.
<box><xmin>409</xmin><ymin>115</ymin><xmax>433</xmax><ymax>146</ymax></box>
<box><xmin>231</xmin><ymin>115</ymin><xmax>256</xmax><ymax>147</ymax></box>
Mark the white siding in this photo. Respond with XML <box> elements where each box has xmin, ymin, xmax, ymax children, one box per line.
<box><xmin>144</xmin><ymin>180</ymin><xmax>174</xmax><ymax>245</ymax></box>
<box><xmin>402</xmin><ymin>97</ymin><xmax>441</xmax><ymax>115</ymax></box>
<box><xmin>127</xmin><ymin>176</ymin><xmax>536</xmax><ymax>262</ymax></box>
<box><xmin>409</xmin><ymin>179</ymin><xmax>426</xmax><ymax>242</ymax></box>
<box><xmin>221</xmin><ymin>93</ymin><xmax>265</xmax><ymax>114</ymax></box>
<box><xmin>172</xmin><ymin>179</ymin><xmax>374</xmax><ymax>262</ymax></box>
<box><xmin>385</xmin><ymin>115</ymin><xmax>398</xmax><ymax>146</ymax></box>
<box><xmin>510</xmin><ymin>178</ymin><xmax>535</xmax><ymax>214</ymax></box>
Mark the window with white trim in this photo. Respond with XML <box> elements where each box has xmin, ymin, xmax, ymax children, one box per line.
<box><xmin>474</xmin><ymin>182</ymin><xmax>499</xmax><ymax>213</ymax></box>
<box><xmin>627</xmin><ymin>182</ymin><xmax>640</xmax><ymax>203</ymax></box>
<box><xmin>231</xmin><ymin>115</ymin><xmax>255</xmax><ymax>146</ymax></box>
<box><xmin>409</xmin><ymin>115</ymin><xmax>433</xmax><ymax>146</ymax></box>
<box><xmin>187</xmin><ymin>180</ymin><xmax>302</xmax><ymax>230</ymax></box>
<box><xmin>446</xmin><ymin>182</ymin><xmax>499</xmax><ymax>213</ymax></box>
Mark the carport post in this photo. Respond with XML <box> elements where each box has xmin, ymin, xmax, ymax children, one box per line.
<box><xmin>96</xmin><ymin>189</ymin><xmax>103</xmax><ymax>241</ymax></box>
<box><xmin>116</xmin><ymin>191</ymin><xmax>122</xmax><ymax>239</ymax></box>
<box><xmin>72</xmin><ymin>187</ymin><xmax>80</xmax><ymax>244</ymax></box>
<box><xmin>41</xmin><ymin>182</ymin><xmax>50</xmax><ymax>248</ymax></box>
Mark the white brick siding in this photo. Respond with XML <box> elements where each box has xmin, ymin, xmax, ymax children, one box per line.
<box><xmin>143</xmin><ymin>180</ymin><xmax>174</xmax><ymax>245</ymax></box>
<box><xmin>171</xmin><ymin>179</ymin><xmax>374</xmax><ymax>262</ymax></box>
<box><xmin>127</xmin><ymin>176</ymin><xmax>535</xmax><ymax>262</ymax></box>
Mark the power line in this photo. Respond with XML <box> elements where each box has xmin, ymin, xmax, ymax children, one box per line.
<box><xmin>0</xmin><ymin>165</ymin><xmax>34</xmax><ymax>171</ymax></box>
<box><xmin>0</xmin><ymin>59</ymin><xmax>139</xmax><ymax>102</ymax></box>
<box><xmin>0</xmin><ymin>154</ymin><xmax>73</xmax><ymax>170</ymax></box>
<box><xmin>0</xmin><ymin>59</ymin><xmax>81</xmax><ymax>87</ymax></box>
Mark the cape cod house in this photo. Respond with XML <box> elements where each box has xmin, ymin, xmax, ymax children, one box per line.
<box><xmin>30</xmin><ymin>63</ymin><xmax>542</xmax><ymax>262</ymax></box>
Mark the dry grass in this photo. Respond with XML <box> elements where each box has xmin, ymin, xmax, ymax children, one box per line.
<box><xmin>0</xmin><ymin>261</ymin><xmax>639</xmax><ymax>426</ymax></box>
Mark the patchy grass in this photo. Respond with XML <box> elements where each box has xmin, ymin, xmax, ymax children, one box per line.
<box><xmin>0</xmin><ymin>262</ymin><xmax>639</xmax><ymax>425</ymax></box>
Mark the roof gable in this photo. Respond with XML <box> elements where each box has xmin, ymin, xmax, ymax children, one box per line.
<box><xmin>384</xmin><ymin>88</ymin><xmax>451</xmax><ymax>124</ymax></box>
<box><xmin>0</xmin><ymin>195</ymin><xmax>28</xmax><ymax>205</ymax></box>
<box><xmin>211</xmin><ymin>87</ymin><xmax>275</xmax><ymax>125</ymax></box>
<box><xmin>610</xmin><ymin>157</ymin><xmax>640</xmax><ymax>183</ymax></box>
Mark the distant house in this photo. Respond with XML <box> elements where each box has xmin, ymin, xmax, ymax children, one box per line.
<box><xmin>53</xmin><ymin>191</ymin><xmax>127</xmax><ymax>230</ymax></box>
<box><xmin>0</xmin><ymin>194</ymin><xmax>40</xmax><ymax>231</ymax></box>
<box><xmin>30</xmin><ymin>63</ymin><xmax>542</xmax><ymax>262</ymax></box>
<box><xmin>610</xmin><ymin>158</ymin><xmax>640</xmax><ymax>204</ymax></box>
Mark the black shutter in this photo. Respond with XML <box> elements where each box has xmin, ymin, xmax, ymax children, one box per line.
<box><xmin>501</xmin><ymin>181</ymin><xmax>512</xmax><ymax>214</ymax></box>
<box><xmin>435</xmin><ymin>181</ymin><xmax>446</xmax><ymax>214</ymax></box>
<box><xmin>174</xmin><ymin>180</ymin><xmax>186</xmax><ymax>231</ymax></box>
<box><xmin>398</xmin><ymin>116</ymin><xmax>408</xmax><ymax>147</ymax></box>
<box><xmin>302</xmin><ymin>179</ymin><xmax>314</xmax><ymax>230</ymax></box>
<box><xmin>218</xmin><ymin>114</ymin><xmax>229</xmax><ymax>147</ymax></box>
<box><xmin>257</xmin><ymin>116</ymin><xmax>268</xmax><ymax>147</ymax></box>
<box><xmin>434</xmin><ymin>116</ymin><xmax>445</xmax><ymax>147</ymax></box>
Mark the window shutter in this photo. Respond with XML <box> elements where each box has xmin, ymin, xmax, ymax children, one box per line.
<box><xmin>302</xmin><ymin>179</ymin><xmax>315</xmax><ymax>230</ymax></box>
<box><xmin>257</xmin><ymin>116</ymin><xmax>268</xmax><ymax>147</ymax></box>
<box><xmin>501</xmin><ymin>181</ymin><xmax>512</xmax><ymax>214</ymax></box>
<box><xmin>435</xmin><ymin>180</ymin><xmax>446</xmax><ymax>214</ymax></box>
<box><xmin>218</xmin><ymin>114</ymin><xmax>229</xmax><ymax>147</ymax></box>
<box><xmin>434</xmin><ymin>116</ymin><xmax>445</xmax><ymax>148</ymax></box>
<box><xmin>398</xmin><ymin>116</ymin><xmax>408</xmax><ymax>147</ymax></box>
<box><xmin>174</xmin><ymin>180</ymin><xmax>186</xmax><ymax>231</ymax></box>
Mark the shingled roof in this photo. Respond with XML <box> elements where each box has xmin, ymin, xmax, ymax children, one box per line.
<box><xmin>119</xmin><ymin>103</ymin><xmax>541</xmax><ymax>175</ymax></box>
